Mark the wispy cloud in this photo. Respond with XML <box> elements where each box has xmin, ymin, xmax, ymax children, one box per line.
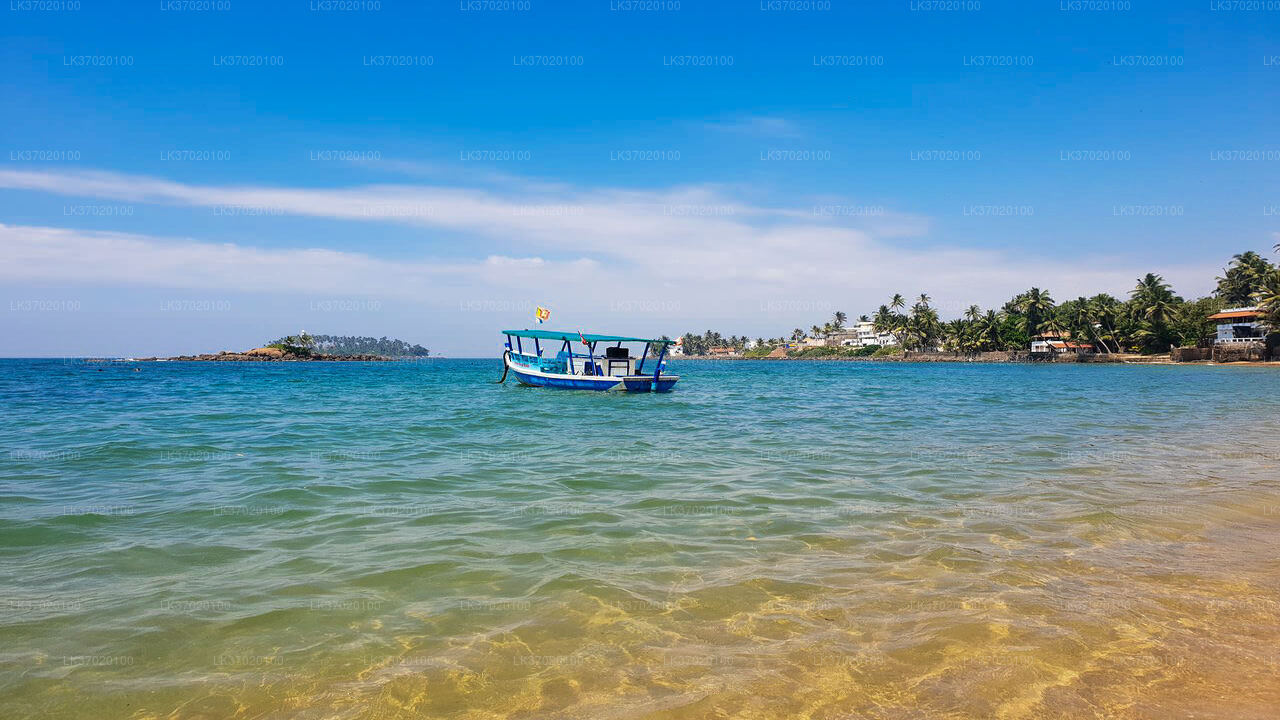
<box><xmin>0</xmin><ymin>167</ymin><xmax>1220</xmax><ymax>329</ymax></box>
<box><xmin>0</xmin><ymin>224</ymin><xmax>599</xmax><ymax>299</ymax></box>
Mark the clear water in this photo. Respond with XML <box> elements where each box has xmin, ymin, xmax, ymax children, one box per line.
<box><xmin>2</xmin><ymin>358</ymin><xmax>1279</xmax><ymax>718</ymax></box>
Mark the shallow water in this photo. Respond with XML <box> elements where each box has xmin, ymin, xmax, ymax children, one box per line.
<box><xmin>2</xmin><ymin>358</ymin><xmax>1279</xmax><ymax>719</ymax></box>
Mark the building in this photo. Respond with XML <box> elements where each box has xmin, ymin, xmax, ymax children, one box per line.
<box><xmin>1208</xmin><ymin>307</ymin><xmax>1268</xmax><ymax>345</ymax></box>
<box><xmin>707</xmin><ymin>346</ymin><xmax>738</xmax><ymax>357</ymax></box>
<box><xmin>668</xmin><ymin>337</ymin><xmax>684</xmax><ymax>356</ymax></box>
<box><xmin>863</xmin><ymin>320</ymin><xmax>898</xmax><ymax>347</ymax></box>
<box><xmin>827</xmin><ymin>331</ymin><xmax>859</xmax><ymax>347</ymax></box>
<box><xmin>1030</xmin><ymin>333</ymin><xmax>1092</xmax><ymax>356</ymax></box>
<box><xmin>794</xmin><ymin>321</ymin><xmax>896</xmax><ymax>350</ymax></box>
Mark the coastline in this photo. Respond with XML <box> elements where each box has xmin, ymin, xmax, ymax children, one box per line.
<box><xmin>676</xmin><ymin>351</ymin><xmax>1279</xmax><ymax>366</ymax></box>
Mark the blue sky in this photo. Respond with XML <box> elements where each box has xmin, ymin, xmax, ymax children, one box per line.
<box><xmin>2</xmin><ymin>0</ymin><xmax>1278</xmax><ymax>356</ymax></box>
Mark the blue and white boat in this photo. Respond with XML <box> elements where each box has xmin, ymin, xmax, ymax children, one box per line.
<box><xmin>499</xmin><ymin>329</ymin><xmax>680</xmax><ymax>392</ymax></box>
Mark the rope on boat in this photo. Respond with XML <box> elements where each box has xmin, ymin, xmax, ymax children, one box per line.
<box><xmin>495</xmin><ymin>350</ymin><xmax>510</xmax><ymax>383</ymax></box>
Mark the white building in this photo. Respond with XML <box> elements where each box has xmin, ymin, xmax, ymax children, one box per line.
<box><xmin>1208</xmin><ymin>307</ymin><xmax>1268</xmax><ymax>344</ymax></box>
<box><xmin>851</xmin><ymin>320</ymin><xmax>897</xmax><ymax>347</ymax></box>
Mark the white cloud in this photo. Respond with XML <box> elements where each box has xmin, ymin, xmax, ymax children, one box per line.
<box><xmin>0</xmin><ymin>224</ymin><xmax>598</xmax><ymax>300</ymax></box>
<box><xmin>0</xmin><ymin>168</ymin><xmax>1224</xmax><ymax>342</ymax></box>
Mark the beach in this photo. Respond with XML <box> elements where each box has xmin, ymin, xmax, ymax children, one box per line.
<box><xmin>3</xmin><ymin>358</ymin><xmax>1279</xmax><ymax>718</ymax></box>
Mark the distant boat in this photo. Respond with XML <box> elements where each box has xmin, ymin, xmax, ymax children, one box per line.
<box><xmin>498</xmin><ymin>329</ymin><xmax>679</xmax><ymax>392</ymax></box>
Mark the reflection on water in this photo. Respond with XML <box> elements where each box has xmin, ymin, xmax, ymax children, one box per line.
<box><xmin>1</xmin><ymin>359</ymin><xmax>1279</xmax><ymax>718</ymax></box>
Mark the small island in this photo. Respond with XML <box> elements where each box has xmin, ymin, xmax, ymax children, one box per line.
<box><xmin>136</xmin><ymin>333</ymin><xmax>430</xmax><ymax>362</ymax></box>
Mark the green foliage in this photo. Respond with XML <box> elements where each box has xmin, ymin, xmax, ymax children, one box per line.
<box><xmin>270</xmin><ymin>334</ymin><xmax>429</xmax><ymax>357</ymax></box>
<box><xmin>1171</xmin><ymin>296</ymin><xmax>1225</xmax><ymax>347</ymax></box>
<box><xmin>1215</xmin><ymin>251</ymin><xmax>1275</xmax><ymax>306</ymax></box>
<box><xmin>678</xmin><ymin>331</ymin><xmax>757</xmax><ymax>356</ymax></box>
<box><xmin>646</xmin><ymin>336</ymin><xmax>673</xmax><ymax>356</ymax></box>
<box><xmin>1256</xmin><ymin>264</ymin><xmax>1280</xmax><ymax>328</ymax></box>
<box><xmin>679</xmin><ymin>249</ymin><xmax>1277</xmax><ymax>359</ymax></box>
<box><xmin>268</xmin><ymin>331</ymin><xmax>316</xmax><ymax>356</ymax></box>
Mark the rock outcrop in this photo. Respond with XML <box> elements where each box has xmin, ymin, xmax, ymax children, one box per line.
<box><xmin>138</xmin><ymin>349</ymin><xmax>391</xmax><ymax>362</ymax></box>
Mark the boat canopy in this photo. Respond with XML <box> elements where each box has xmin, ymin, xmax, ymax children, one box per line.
<box><xmin>501</xmin><ymin>329</ymin><xmax>675</xmax><ymax>345</ymax></box>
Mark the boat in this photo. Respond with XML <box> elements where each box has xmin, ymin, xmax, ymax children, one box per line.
<box><xmin>498</xmin><ymin>329</ymin><xmax>680</xmax><ymax>392</ymax></box>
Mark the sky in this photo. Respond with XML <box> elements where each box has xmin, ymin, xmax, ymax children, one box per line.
<box><xmin>1</xmin><ymin>1</ymin><xmax>1278</xmax><ymax>357</ymax></box>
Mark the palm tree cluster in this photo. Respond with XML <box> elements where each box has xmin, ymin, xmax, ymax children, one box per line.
<box><xmin>679</xmin><ymin>330</ymin><xmax>780</xmax><ymax>355</ymax></box>
<box><xmin>871</xmin><ymin>293</ymin><xmax>941</xmax><ymax>351</ymax></box>
<box><xmin>679</xmin><ymin>249</ymin><xmax>1280</xmax><ymax>357</ymax></box>
<box><xmin>681</xmin><ymin>312</ymin><xmax>853</xmax><ymax>355</ymax></box>
<box><xmin>875</xmin><ymin>252</ymin><xmax>1279</xmax><ymax>355</ymax></box>
<box><xmin>271</xmin><ymin>334</ymin><xmax>430</xmax><ymax>357</ymax></box>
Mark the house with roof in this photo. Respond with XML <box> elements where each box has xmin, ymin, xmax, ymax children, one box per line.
<box><xmin>1208</xmin><ymin>307</ymin><xmax>1268</xmax><ymax>345</ymax></box>
<box><xmin>1030</xmin><ymin>332</ymin><xmax>1093</xmax><ymax>356</ymax></box>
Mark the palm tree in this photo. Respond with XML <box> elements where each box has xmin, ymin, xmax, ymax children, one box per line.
<box><xmin>1129</xmin><ymin>273</ymin><xmax>1179</xmax><ymax>352</ymax></box>
<box><xmin>810</xmin><ymin>324</ymin><xmax>822</xmax><ymax>339</ymax></box>
<box><xmin>832</xmin><ymin>311</ymin><xmax>847</xmax><ymax>330</ymax></box>
<box><xmin>890</xmin><ymin>293</ymin><xmax>906</xmax><ymax>312</ymax></box>
<box><xmin>791</xmin><ymin>328</ymin><xmax>804</xmax><ymax>342</ymax></box>
<box><xmin>964</xmin><ymin>304</ymin><xmax>981</xmax><ymax>322</ymax></box>
<box><xmin>1254</xmin><ymin>267</ymin><xmax>1280</xmax><ymax>328</ymax></box>
<box><xmin>1016</xmin><ymin>287</ymin><xmax>1055</xmax><ymax>338</ymax></box>
<box><xmin>978</xmin><ymin>310</ymin><xmax>1003</xmax><ymax>350</ymax></box>
<box><xmin>943</xmin><ymin>319</ymin><xmax>971</xmax><ymax>354</ymax></box>
<box><xmin>1087</xmin><ymin>294</ymin><xmax>1124</xmax><ymax>353</ymax></box>
<box><xmin>1067</xmin><ymin>297</ymin><xmax>1102</xmax><ymax>353</ymax></box>
<box><xmin>1216</xmin><ymin>251</ymin><xmax>1275</xmax><ymax>306</ymax></box>
<box><xmin>905</xmin><ymin>303</ymin><xmax>941</xmax><ymax>350</ymax></box>
<box><xmin>917</xmin><ymin>293</ymin><xmax>931</xmax><ymax>307</ymax></box>
<box><xmin>872</xmin><ymin>306</ymin><xmax>890</xmax><ymax>330</ymax></box>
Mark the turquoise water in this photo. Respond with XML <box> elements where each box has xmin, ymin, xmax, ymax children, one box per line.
<box><xmin>2</xmin><ymin>358</ymin><xmax>1280</xmax><ymax>718</ymax></box>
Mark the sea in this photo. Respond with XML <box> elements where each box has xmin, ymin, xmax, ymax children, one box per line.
<box><xmin>2</xmin><ymin>357</ymin><xmax>1279</xmax><ymax>719</ymax></box>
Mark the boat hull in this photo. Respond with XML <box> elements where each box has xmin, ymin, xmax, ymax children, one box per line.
<box><xmin>505</xmin><ymin>356</ymin><xmax>678</xmax><ymax>392</ymax></box>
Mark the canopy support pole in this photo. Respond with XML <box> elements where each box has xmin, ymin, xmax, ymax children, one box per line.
<box><xmin>652</xmin><ymin>344</ymin><xmax>667</xmax><ymax>383</ymax></box>
<box><xmin>637</xmin><ymin>343</ymin><xmax>649</xmax><ymax>374</ymax></box>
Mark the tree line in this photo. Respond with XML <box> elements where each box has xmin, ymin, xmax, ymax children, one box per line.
<box><xmin>680</xmin><ymin>249</ymin><xmax>1280</xmax><ymax>356</ymax></box>
<box><xmin>269</xmin><ymin>333</ymin><xmax>430</xmax><ymax>357</ymax></box>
